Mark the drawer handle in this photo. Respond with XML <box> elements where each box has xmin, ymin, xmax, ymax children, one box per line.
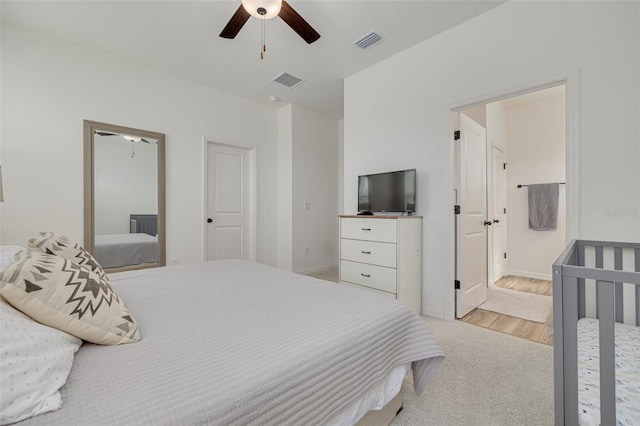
<box><xmin>361</xmin><ymin>250</ymin><xmax>371</xmax><ymax>254</ymax></box>
<box><xmin>361</xmin><ymin>228</ymin><xmax>371</xmax><ymax>231</ymax></box>
<box><xmin>361</xmin><ymin>273</ymin><xmax>371</xmax><ymax>278</ymax></box>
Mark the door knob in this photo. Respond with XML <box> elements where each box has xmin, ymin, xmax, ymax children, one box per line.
<box><xmin>207</xmin><ymin>218</ymin><xmax>213</xmax><ymax>223</ymax></box>
<box><xmin>484</xmin><ymin>220</ymin><xmax>492</xmax><ymax>226</ymax></box>
<box><xmin>493</xmin><ymin>219</ymin><xmax>500</xmax><ymax>224</ymax></box>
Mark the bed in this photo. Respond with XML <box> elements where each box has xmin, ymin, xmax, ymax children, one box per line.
<box><xmin>94</xmin><ymin>214</ymin><xmax>159</xmax><ymax>269</ymax></box>
<box><xmin>1</xmin><ymin>255</ymin><xmax>444</xmax><ymax>425</ymax></box>
<box><xmin>553</xmin><ymin>240</ymin><xmax>640</xmax><ymax>426</ymax></box>
<box><xmin>94</xmin><ymin>233</ymin><xmax>158</xmax><ymax>269</ymax></box>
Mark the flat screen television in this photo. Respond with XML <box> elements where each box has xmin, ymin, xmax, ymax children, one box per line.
<box><xmin>358</xmin><ymin>169</ymin><xmax>416</xmax><ymax>214</ymax></box>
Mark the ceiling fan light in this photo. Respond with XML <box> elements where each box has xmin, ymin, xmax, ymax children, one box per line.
<box><xmin>242</xmin><ymin>0</ymin><xmax>282</xmax><ymax>19</ymax></box>
<box><xmin>122</xmin><ymin>134</ymin><xmax>141</xmax><ymax>142</ymax></box>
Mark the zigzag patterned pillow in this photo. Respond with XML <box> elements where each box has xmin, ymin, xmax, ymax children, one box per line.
<box><xmin>0</xmin><ymin>250</ymin><xmax>140</xmax><ymax>345</ymax></box>
<box><xmin>28</xmin><ymin>232</ymin><xmax>108</xmax><ymax>280</ymax></box>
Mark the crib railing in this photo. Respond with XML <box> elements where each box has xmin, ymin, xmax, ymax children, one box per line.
<box><xmin>553</xmin><ymin>239</ymin><xmax>640</xmax><ymax>425</ymax></box>
<box><xmin>129</xmin><ymin>214</ymin><xmax>158</xmax><ymax>236</ymax></box>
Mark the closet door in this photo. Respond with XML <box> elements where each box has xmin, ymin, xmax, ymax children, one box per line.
<box><xmin>206</xmin><ymin>142</ymin><xmax>252</xmax><ymax>261</ymax></box>
<box><xmin>490</xmin><ymin>146</ymin><xmax>507</xmax><ymax>284</ymax></box>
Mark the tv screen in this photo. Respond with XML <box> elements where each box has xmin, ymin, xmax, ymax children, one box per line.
<box><xmin>358</xmin><ymin>169</ymin><xmax>416</xmax><ymax>213</ymax></box>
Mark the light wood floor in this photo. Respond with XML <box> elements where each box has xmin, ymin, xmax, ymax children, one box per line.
<box><xmin>303</xmin><ymin>269</ymin><xmax>554</xmax><ymax>345</ymax></box>
<box><xmin>459</xmin><ymin>276</ymin><xmax>553</xmax><ymax>346</ymax></box>
<box><xmin>303</xmin><ymin>267</ymin><xmax>339</xmax><ymax>282</ymax></box>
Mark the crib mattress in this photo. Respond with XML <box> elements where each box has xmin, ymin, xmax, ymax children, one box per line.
<box><xmin>578</xmin><ymin>318</ymin><xmax>640</xmax><ymax>426</ymax></box>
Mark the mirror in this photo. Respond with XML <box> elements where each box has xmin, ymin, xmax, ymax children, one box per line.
<box><xmin>84</xmin><ymin>120</ymin><xmax>165</xmax><ymax>272</ymax></box>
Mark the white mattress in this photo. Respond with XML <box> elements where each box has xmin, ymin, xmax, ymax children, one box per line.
<box><xmin>578</xmin><ymin>318</ymin><xmax>640</xmax><ymax>426</ymax></box>
<box><xmin>94</xmin><ymin>233</ymin><xmax>157</xmax><ymax>268</ymax></box>
<box><xmin>21</xmin><ymin>260</ymin><xmax>444</xmax><ymax>425</ymax></box>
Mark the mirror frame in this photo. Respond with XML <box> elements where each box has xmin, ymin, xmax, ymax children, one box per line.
<box><xmin>83</xmin><ymin>120</ymin><xmax>166</xmax><ymax>272</ymax></box>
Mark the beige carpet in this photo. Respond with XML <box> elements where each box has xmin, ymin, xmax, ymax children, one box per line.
<box><xmin>392</xmin><ymin>316</ymin><xmax>553</xmax><ymax>426</ymax></box>
<box><xmin>479</xmin><ymin>286</ymin><xmax>552</xmax><ymax>323</ymax></box>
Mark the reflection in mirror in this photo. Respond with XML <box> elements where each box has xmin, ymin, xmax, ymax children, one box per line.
<box><xmin>84</xmin><ymin>120</ymin><xmax>165</xmax><ymax>272</ymax></box>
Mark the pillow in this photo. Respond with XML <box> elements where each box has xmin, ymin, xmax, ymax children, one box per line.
<box><xmin>0</xmin><ymin>297</ymin><xmax>82</xmax><ymax>425</ymax></box>
<box><xmin>0</xmin><ymin>250</ymin><xmax>140</xmax><ymax>345</ymax></box>
<box><xmin>27</xmin><ymin>233</ymin><xmax>108</xmax><ymax>281</ymax></box>
<box><xmin>0</xmin><ymin>246</ymin><xmax>24</xmax><ymax>272</ymax></box>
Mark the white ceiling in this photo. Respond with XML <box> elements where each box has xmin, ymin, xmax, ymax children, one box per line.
<box><xmin>1</xmin><ymin>0</ymin><xmax>505</xmax><ymax>119</ymax></box>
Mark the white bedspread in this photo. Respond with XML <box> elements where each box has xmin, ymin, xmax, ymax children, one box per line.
<box><xmin>21</xmin><ymin>260</ymin><xmax>443</xmax><ymax>425</ymax></box>
<box><xmin>94</xmin><ymin>233</ymin><xmax>157</xmax><ymax>268</ymax></box>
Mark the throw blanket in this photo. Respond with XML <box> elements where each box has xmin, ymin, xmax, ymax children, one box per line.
<box><xmin>22</xmin><ymin>260</ymin><xmax>444</xmax><ymax>425</ymax></box>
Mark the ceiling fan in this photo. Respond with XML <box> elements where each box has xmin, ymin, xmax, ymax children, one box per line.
<box><xmin>95</xmin><ymin>131</ymin><xmax>155</xmax><ymax>158</ymax></box>
<box><xmin>95</xmin><ymin>131</ymin><xmax>152</xmax><ymax>144</ymax></box>
<box><xmin>220</xmin><ymin>0</ymin><xmax>320</xmax><ymax>45</ymax></box>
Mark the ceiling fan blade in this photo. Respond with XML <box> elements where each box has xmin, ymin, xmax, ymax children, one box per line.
<box><xmin>95</xmin><ymin>131</ymin><xmax>117</xmax><ymax>136</ymax></box>
<box><xmin>279</xmin><ymin>0</ymin><xmax>320</xmax><ymax>44</ymax></box>
<box><xmin>140</xmin><ymin>138</ymin><xmax>151</xmax><ymax>144</ymax></box>
<box><xmin>220</xmin><ymin>4</ymin><xmax>251</xmax><ymax>39</ymax></box>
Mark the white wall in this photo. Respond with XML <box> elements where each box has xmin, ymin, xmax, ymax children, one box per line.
<box><xmin>277</xmin><ymin>105</ymin><xmax>294</xmax><ymax>271</ymax></box>
<box><xmin>462</xmin><ymin>104</ymin><xmax>486</xmax><ymax>128</ymax></box>
<box><xmin>1</xmin><ymin>23</ymin><xmax>280</xmax><ymax>267</ymax></box>
<box><xmin>278</xmin><ymin>104</ymin><xmax>339</xmax><ymax>273</ymax></box>
<box><xmin>505</xmin><ymin>93</ymin><xmax>566</xmax><ymax>280</ymax></box>
<box><xmin>338</xmin><ymin>119</ymin><xmax>344</xmax><ymax>215</ymax></box>
<box><xmin>94</xmin><ymin>135</ymin><xmax>157</xmax><ymax>235</ymax></box>
<box><xmin>344</xmin><ymin>1</ymin><xmax>640</xmax><ymax>319</ymax></box>
<box><xmin>292</xmin><ymin>105</ymin><xmax>339</xmax><ymax>272</ymax></box>
<box><xmin>486</xmin><ymin>102</ymin><xmax>507</xmax><ymax>154</ymax></box>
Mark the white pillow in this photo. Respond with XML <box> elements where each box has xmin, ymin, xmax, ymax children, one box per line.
<box><xmin>0</xmin><ymin>250</ymin><xmax>140</xmax><ymax>345</ymax></box>
<box><xmin>27</xmin><ymin>233</ymin><xmax>108</xmax><ymax>281</ymax></box>
<box><xmin>0</xmin><ymin>246</ymin><xmax>24</xmax><ymax>273</ymax></box>
<box><xmin>0</xmin><ymin>297</ymin><xmax>82</xmax><ymax>425</ymax></box>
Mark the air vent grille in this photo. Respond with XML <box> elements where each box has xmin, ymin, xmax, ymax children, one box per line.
<box><xmin>354</xmin><ymin>31</ymin><xmax>382</xmax><ymax>50</ymax></box>
<box><xmin>272</xmin><ymin>72</ymin><xmax>304</xmax><ymax>89</ymax></box>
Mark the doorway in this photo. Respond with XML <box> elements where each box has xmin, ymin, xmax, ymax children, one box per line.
<box><xmin>203</xmin><ymin>140</ymin><xmax>257</xmax><ymax>261</ymax></box>
<box><xmin>454</xmin><ymin>84</ymin><xmax>567</xmax><ymax>344</ymax></box>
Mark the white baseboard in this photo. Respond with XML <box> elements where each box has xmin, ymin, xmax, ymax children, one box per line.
<box><xmin>295</xmin><ymin>264</ymin><xmax>339</xmax><ymax>275</ymax></box>
<box><xmin>422</xmin><ymin>306</ymin><xmax>445</xmax><ymax>320</ymax></box>
<box><xmin>506</xmin><ymin>269</ymin><xmax>552</xmax><ymax>281</ymax></box>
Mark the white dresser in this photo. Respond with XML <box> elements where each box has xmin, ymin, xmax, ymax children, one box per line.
<box><xmin>339</xmin><ymin>215</ymin><xmax>422</xmax><ymax>313</ymax></box>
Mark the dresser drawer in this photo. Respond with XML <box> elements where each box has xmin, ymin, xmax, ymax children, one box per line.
<box><xmin>341</xmin><ymin>239</ymin><xmax>397</xmax><ymax>268</ymax></box>
<box><xmin>340</xmin><ymin>260</ymin><xmax>397</xmax><ymax>293</ymax></box>
<box><xmin>341</xmin><ymin>218</ymin><xmax>397</xmax><ymax>243</ymax></box>
<box><xmin>340</xmin><ymin>281</ymin><xmax>396</xmax><ymax>298</ymax></box>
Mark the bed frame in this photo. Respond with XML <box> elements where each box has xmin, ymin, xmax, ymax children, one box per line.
<box><xmin>355</xmin><ymin>392</ymin><xmax>403</xmax><ymax>426</ymax></box>
<box><xmin>553</xmin><ymin>239</ymin><xmax>640</xmax><ymax>425</ymax></box>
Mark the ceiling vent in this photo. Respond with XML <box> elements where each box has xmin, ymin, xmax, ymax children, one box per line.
<box><xmin>272</xmin><ymin>72</ymin><xmax>304</xmax><ymax>89</ymax></box>
<box><xmin>354</xmin><ymin>31</ymin><xmax>382</xmax><ymax>50</ymax></box>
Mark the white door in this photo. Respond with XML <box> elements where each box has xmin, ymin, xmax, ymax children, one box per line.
<box><xmin>490</xmin><ymin>146</ymin><xmax>507</xmax><ymax>284</ymax></box>
<box><xmin>456</xmin><ymin>113</ymin><xmax>488</xmax><ymax>318</ymax></box>
<box><xmin>206</xmin><ymin>142</ymin><xmax>252</xmax><ymax>261</ymax></box>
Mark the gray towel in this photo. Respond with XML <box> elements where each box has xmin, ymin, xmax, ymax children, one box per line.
<box><xmin>528</xmin><ymin>183</ymin><xmax>559</xmax><ymax>231</ymax></box>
